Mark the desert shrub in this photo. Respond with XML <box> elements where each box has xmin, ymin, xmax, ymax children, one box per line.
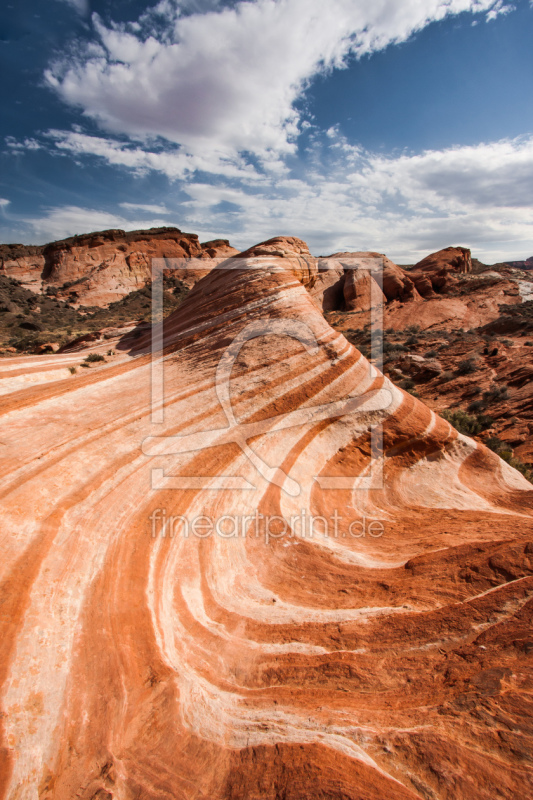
<box><xmin>405</xmin><ymin>335</ymin><xmax>418</xmax><ymax>346</ymax></box>
<box><xmin>525</xmin><ymin>341</ymin><xmax>533</xmax><ymax>347</ymax></box>
<box><xmin>442</xmin><ymin>409</ymin><xmax>493</xmax><ymax>436</ymax></box>
<box><xmin>84</xmin><ymin>353</ymin><xmax>105</xmax><ymax>363</ymax></box>
<box><xmin>482</xmin><ymin>384</ymin><xmax>509</xmax><ymax>403</ymax></box>
<box><xmin>424</xmin><ymin>349</ymin><xmax>437</xmax><ymax>358</ymax></box>
<box><xmin>440</xmin><ymin>370</ymin><xmax>455</xmax><ymax>382</ymax></box>
<box><xmin>442</xmin><ymin>409</ymin><xmax>482</xmax><ymax>435</ymax></box>
<box><xmin>68</xmin><ymin>366</ymin><xmax>76</xmax><ymax>374</ymax></box>
<box><xmin>468</xmin><ymin>399</ymin><xmax>485</xmax><ymax>413</ymax></box>
<box><xmin>486</xmin><ymin>436</ymin><xmax>508</xmax><ymax>454</ymax></box>
<box><xmin>406</xmin><ymin>324</ymin><xmax>420</xmax><ymax>334</ymax></box>
<box><xmin>80</xmin><ymin>363</ymin><xmax>90</xmax><ymax>368</ymax></box>
<box><xmin>383</xmin><ymin>341</ymin><xmax>408</xmax><ymax>354</ymax></box>
<box><xmin>501</xmin><ymin>339</ymin><xmax>513</xmax><ymax>346</ymax></box>
<box><xmin>490</xmin><ymin>347</ymin><xmax>499</xmax><ymax>356</ymax></box>
<box><xmin>456</xmin><ymin>358</ymin><xmax>478</xmax><ymax>375</ymax></box>
<box><xmin>399</xmin><ymin>378</ymin><xmax>415</xmax><ymax>391</ymax></box>
<box><xmin>486</xmin><ymin>437</ymin><xmax>533</xmax><ymax>483</ymax></box>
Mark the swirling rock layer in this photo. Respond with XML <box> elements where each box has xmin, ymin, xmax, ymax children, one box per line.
<box><xmin>0</xmin><ymin>244</ymin><xmax>532</xmax><ymax>800</ymax></box>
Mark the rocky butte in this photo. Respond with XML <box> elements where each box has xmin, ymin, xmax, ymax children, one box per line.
<box><xmin>0</xmin><ymin>236</ymin><xmax>532</xmax><ymax>799</ymax></box>
<box><xmin>0</xmin><ymin>227</ymin><xmax>238</xmax><ymax>307</ymax></box>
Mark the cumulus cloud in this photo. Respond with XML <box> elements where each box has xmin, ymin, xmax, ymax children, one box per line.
<box><xmin>178</xmin><ymin>134</ymin><xmax>533</xmax><ymax>261</ymax></box>
<box><xmin>46</xmin><ymin>130</ymin><xmax>262</xmax><ymax>180</ymax></box>
<box><xmin>21</xmin><ymin>0</ymin><xmax>530</xmax><ymax>259</ymax></box>
<box><xmin>120</xmin><ymin>202</ymin><xmax>171</xmax><ymax>214</ymax></box>
<box><xmin>46</xmin><ymin>0</ymin><xmax>503</xmax><ymax>165</ymax></box>
<box><xmin>486</xmin><ymin>0</ymin><xmax>514</xmax><ymax>20</ymax></box>
<box><xmin>57</xmin><ymin>0</ymin><xmax>90</xmax><ymax>15</ymax></box>
<box><xmin>25</xmin><ymin>206</ymin><xmax>172</xmax><ymax>243</ymax></box>
<box><xmin>13</xmin><ymin>130</ymin><xmax>533</xmax><ymax>259</ymax></box>
<box><xmin>0</xmin><ymin>199</ymin><xmax>10</xmax><ymax>207</ymax></box>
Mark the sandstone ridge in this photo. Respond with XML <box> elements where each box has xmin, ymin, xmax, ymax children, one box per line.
<box><xmin>0</xmin><ymin>235</ymin><xmax>532</xmax><ymax>799</ymax></box>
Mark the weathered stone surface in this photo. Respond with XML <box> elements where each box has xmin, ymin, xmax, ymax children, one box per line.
<box><xmin>0</xmin><ymin>244</ymin><xmax>46</xmax><ymax>292</ymax></box>
<box><xmin>1</xmin><ymin>228</ymin><xmax>239</xmax><ymax>308</ymax></box>
<box><xmin>343</xmin><ymin>267</ymin><xmax>386</xmax><ymax>312</ymax></box>
<box><xmin>414</xmin><ymin>246</ymin><xmax>473</xmax><ymax>275</ymax></box>
<box><xmin>0</xmin><ymin>236</ymin><xmax>532</xmax><ymax>800</ymax></box>
<box><xmin>309</xmin><ymin>259</ymin><xmax>345</xmax><ymax>311</ymax></box>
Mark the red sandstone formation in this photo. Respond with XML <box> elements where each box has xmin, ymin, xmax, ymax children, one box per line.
<box><xmin>0</xmin><ymin>244</ymin><xmax>46</xmax><ymax>292</ymax></box>
<box><xmin>0</xmin><ymin>228</ymin><xmax>239</xmax><ymax>307</ymax></box>
<box><xmin>0</xmin><ymin>237</ymin><xmax>532</xmax><ymax>799</ymax></box>
<box><xmin>323</xmin><ymin>247</ymin><xmax>529</xmax><ymax>332</ymax></box>
<box><xmin>414</xmin><ymin>245</ymin><xmax>472</xmax><ymax>275</ymax></box>
<box><xmin>503</xmin><ymin>256</ymin><xmax>533</xmax><ymax>271</ymax></box>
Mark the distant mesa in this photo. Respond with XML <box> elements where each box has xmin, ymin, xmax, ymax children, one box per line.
<box><xmin>505</xmin><ymin>256</ymin><xmax>533</xmax><ymax>271</ymax></box>
<box><xmin>0</xmin><ymin>226</ymin><xmax>239</xmax><ymax>308</ymax></box>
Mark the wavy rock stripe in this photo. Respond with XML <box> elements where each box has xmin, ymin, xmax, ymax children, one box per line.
<box><xmin>0</xmin><ymin>240</ymin><xmax>532</xmax><ymax>800</ymax></box>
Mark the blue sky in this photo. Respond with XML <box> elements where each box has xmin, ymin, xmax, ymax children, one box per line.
<box><xmin>0</xmin><ymin>0</ymin><xmax>532</xmax><ymax>261</ymax></box>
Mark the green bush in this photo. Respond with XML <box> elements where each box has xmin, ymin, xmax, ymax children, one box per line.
<box><xmin>442</xmin><ymin>409</ymin><xmax>493</xmax><ymax>436</ymax></box>
<box><xmin>456</xmin><ymin>358</ymin><xmax>478</xmax><ymax>375</ymax></box>
<box><xmin>424</xmin><ymin>349</ymin><xmax>437</xmax><ymax>358</ymax></box>
<box><xmin>440</xmin><ymin>370</ymin><xmax>455</xmax><ymax>382</ymax></box>
<box><xmin>383</xmin><ymin>341</ymin><xmax>408</xmax><ymax>354</ymax></box>
<box><xmin>399</xmin><ymin>378</ymin><xmax>415</xmax><ymax>391</ymax></box>
<box><xmin>482</xmin><ymin>384</ymin><xmax>509</xmax><ymax>404</ymax></box>
<box><xmin>83</xmin><ymin>353</ymin><xmax>105</xmax><ymax>363</ymax></box>
<box><xmin>486</xmin><ymin>437</ymin><xmax>532</xmax><ymax>483</ymax></box>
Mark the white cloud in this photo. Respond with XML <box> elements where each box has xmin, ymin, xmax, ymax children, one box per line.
<box><xmin>179</xmin><ymin>134</ymin><xmax>533</xmax><ymax>262</ymax></box>
<box><xmin>18</xmin><ymin>0</ymin><xmax>529</xmax><ymax>260</ymax></box>
<box><xmin>12</xmin><ymin>133</ymin><xmax>533</xmax><ymax>259</ymax></box>
<box><xmin>45</xmin><ymin>130</ymin><xmax>262</xmax><ymax>180</ymax></box>
<box><xmin>6</xmin><ymin>136</ymin><xmax>41</xmax><ymax>151</ymax></box>
<box><xmin>57</xmin><ymin>0</ymin><xmax>90</xmax><ymax>15</ymax></box>
<box><xmin>25</xmin><ymin>206</ymin><xmax>172</xmax><ymax>243</ymax></box>
<box><xmin>486</xmin><ymin>1</ymin><xmax>514</xmax><ymax>20</ymax></box>
<box><xmin>46</xmin><ymin>0</ymin><xmax>504</xmax><ymax>166</ymax></box>
<box><xmin>0</xmin><ymin>199</ymin><xmax>10</xmax><ymax>207</ymax></box>
<box><xmin>120</xmin><ymin>202</ymin><xmax>171</xmax><ymax>214</ymax></box>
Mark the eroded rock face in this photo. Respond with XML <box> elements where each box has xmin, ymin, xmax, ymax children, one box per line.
<box><xmin>0</xmin><ymin>241</ymin><xmax>532</xmax><ymax>800</ymax></box>
<box><xmin>343</xmin><ymin>267</ymin><xmax>386</xmax><ymax>312</ymax></box>
<box><xmin>237</xmin><ymin>236</ymin><xmax>318</xmax><ymax>287</ymax></box>
<box><xmin>0</xmin><ymin>228</ymin><xmax>239</xmax><ymax>308</ymax></box>
<box><xmin>0</xmin><ymin>244</ymin><xmax>46</xmax><ymax>292</ymax></box>
<box><xmin>327</xmin><ymin>247</ymin><xmax>529</xmax><ymax>332</ymax></box>
<box><xmin>409</xmin><ymin>246</ymin><xmax>472</xmax><ymax>298</ymax></box>
<box><xmin>414</xmin><ymin>246</ymin><xmax>473</xmax><ymax>276</ymax></box>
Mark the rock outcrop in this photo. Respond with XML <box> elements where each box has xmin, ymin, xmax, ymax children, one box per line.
<box><xmin>0</xmin><ymin>244</ymin><xmax>46</xmax><ymax>292</ymax></box>
<box><xmin>323</xmin><ymin>247</ymin><xmax>530</xmax><ymax>332</ymax></box>
<box><xmin>0</xmin><ymin>236</ymin><xmax>532</xmax><ymax>799</ymax></box>
<box><xmin>0</xmin><ymin>228</ymin><xmax>239</xmax><ymax>308</ymax></box>
<box><xmin>506</xmin><ymin>256</ymin><xmax>533</xmax><ymax>271</ymax></box>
